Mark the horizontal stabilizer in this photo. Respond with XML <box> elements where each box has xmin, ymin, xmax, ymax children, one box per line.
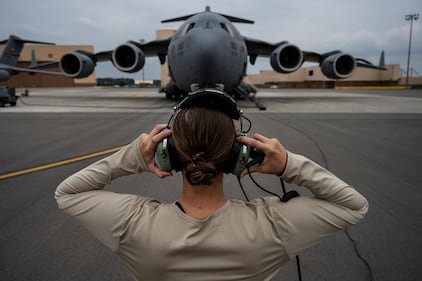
<box><xmin>161</xmin><ymin>13</ymin><xmax>197</xmax><ymax>23</ymax></box>
<box><xmin>217</xmin><ymin>13</ymin><xmax>254</xmax><ymax>24</ymax></box>
<box><xmin>161</xmin><ymin>6</ymin><xmax>254</xmax><ymax>24</ymax></box>
<box><xmin>0</xmin><ymin>35</ymin><xmax>55</xmax><ymax>46</ymax></box>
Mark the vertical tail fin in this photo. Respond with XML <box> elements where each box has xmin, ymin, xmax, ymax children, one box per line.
<box><xmin>378</xmin><ymin>50</ymin><xmax>385</xmax><ymax>68</ymax></box>
<box><xmin>0</xmin><ymin>34</ymin><xmax>55</xmax><ymax>66</ymax></box>
<box><xmin>0</xmin><ymin>35</ymin><xmax>25</xmax><ymax>66</ymax></box>
<box><xmin>30</xmin><ymin>50</ymin><xmax>37</xmax><ymax>68</ymax></box>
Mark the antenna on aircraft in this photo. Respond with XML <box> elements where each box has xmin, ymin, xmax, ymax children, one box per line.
<box><xmin>205</xmin><ymin>6</ymin><xmax>211</xmax><ymax>12</ymax></box>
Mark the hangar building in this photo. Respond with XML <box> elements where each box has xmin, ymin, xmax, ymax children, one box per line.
<box><xmin>247</xmin><ymin>64</ymin><xmax>402</xmax><ymax>88</ymax></box>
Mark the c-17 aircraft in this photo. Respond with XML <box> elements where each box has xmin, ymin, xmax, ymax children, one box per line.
<box><xmin>0</xmin><ymin>35</ymin><xmax>63</xmax><ymax>82</ymax></box>
<box><xmin>55</xmin><ymin>6</ymin><xmax>384</xmax><ymax>101</ymax></box>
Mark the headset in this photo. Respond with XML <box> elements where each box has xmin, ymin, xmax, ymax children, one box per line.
<box><xmin>155</xmin><ymin>88</ymin><xmax>261</xmax><ymax>176</ymax></box>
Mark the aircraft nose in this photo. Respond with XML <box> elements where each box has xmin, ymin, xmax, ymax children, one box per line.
<box><xmin>191</xmin><ymin>30</ymin><xmax>227</xmax><ymax>65</ymax></box>
<box><xmin>168</xmin><ymin>28</ymin><xmax>246</xmax><ymax>91</ymax></box>
<box><xmin>187</xmin><ymin>30</ymin><xmax>233</xmax><ymax>83</ymax></box>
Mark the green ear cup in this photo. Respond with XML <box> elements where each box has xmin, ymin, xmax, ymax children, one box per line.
<box><xmin>155</xmin><ymin>138</ymin><xmax>173</xmax><ymax>172</ymax></box>
<box><xmin>232</xmin><ymin>144</ymin><xmax>251</xmax><ymax>176</ymax></box>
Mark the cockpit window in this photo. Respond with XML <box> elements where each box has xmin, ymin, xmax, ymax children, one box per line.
<box><xmin>185</xmin><ymin>20</ymin><xmax>233</xmax><ymax>35</ymax></box>
<box><xmin>220</xmin><ymin>23</ymin><xmax>231</xmax><ymax>34</ymax></box>
<box><xmin>186</xmin><ymin>23</ymin><xmax>195</xmax><ymax>33</ymax></box>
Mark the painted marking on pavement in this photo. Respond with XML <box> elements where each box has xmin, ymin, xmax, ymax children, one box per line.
<box><xmin>0</xmin><ymin>146</ymin><xmax>125</xmax><ymax>180</ymax></box>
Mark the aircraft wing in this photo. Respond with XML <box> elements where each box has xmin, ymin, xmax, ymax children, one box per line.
<box><xmin>28</xmin><ymin>61</ymin><xmax>59</xmax><ymax>69</ymax></box>
<box><xmin>244</xmin><ymin>36</ymin><xmax>386</xmax><ymax>72</ymax></box>
<box><xmin>302</xmin><ymin>50</ymin><xmax>386</xmax><ymax>70</ymax></box>
<box><xmin>55</xmin><ymin>37</ymin><xmax>173</xmax><ymax>78</ymax></box>
<box><xmin>243</xmin><ymin>37</ymin><xmax>276</xmax><ymax>57</ymax></box>
<box><xmin>93</xmin><ymin>37</ymin><xmax>172</xmax><ymax>63</ymax></box>
<box><xmin>139</xmin><ymin>37</ymin><xmax>172</xmax><ymax>56</ymax></box>
<box><xmin>24</xmin><ymin>37</ymin><xmax>172</xmax><ymax>72</ymax></box>
<box><xmin>2</xmin><ymin>65</ymin><xmax>63</xmax><ymax>76</ymax></box>
<box><xmin>355</xmin><ymin>58</ymin><xmax>386</xmax><ymax>70</ymax></box>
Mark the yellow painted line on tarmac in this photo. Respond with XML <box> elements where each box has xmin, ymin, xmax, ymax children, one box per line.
<box><xmin>0</xmin><ymin>145</ymin><xmax>125</xmax><ymax>180</ymax></box>
<box><xmin>335</xmin><ymin>86</ymin><xmax>407</xmax><ymax>90</ymax></box>
<box><xmin>122</xmin><ymin>93</ymin><xmax>147</xmax><ymax>97</ymax></box>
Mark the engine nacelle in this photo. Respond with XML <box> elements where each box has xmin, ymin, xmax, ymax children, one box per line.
<box><xmin>321</xmin><ymin>53</ymin><xmax>356</xmax><ymax>79</ymax></box>
<box><xmin>59</xmin><ymin>51</ymin><xmax>95</xmax><ymax>79</ymax></box>
<box><xmin>270</xmin><ymin>43</ymin><xmax>303</xmax><ymax>73</ymax></box>
<box><xmin>112</xmin><ymin>42</ymin><xmax>145</xmax><ymax>73</ymax></box>
<box><xmin>0</xmin><ymin>70</ymin><xmax>11</xmax><ymax>81</ymax></box>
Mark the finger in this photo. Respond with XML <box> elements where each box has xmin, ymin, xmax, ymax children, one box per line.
<box><xmin>252</xmin><ymin>133</ymin><xmax>271</xmax><ymax>143</ymax></box>
<box><xmin>237</xmin><ymin>135</ymin><xmax>267</xmax><ymax>152</ymax></box>
<box><xmin>240</xmin><ymin>168</ymin><xmax>250</xmax><ymax>178</ymax></box>
<box><xmin>246</xmin><ymin>163</ymin><xmax>264</xmax><ymax>174</ymax></box>
<box><xmin>150</xmin><ymin>164</ymin><xmax>173</xmax><ymax>178</ymax></box>
<box><xmin>236</xmin><ymin>135</ymin><xmax>257</xmax><ymax>146</ymax></box>
<box><xmin>150</xmin><ymin>124</ymin><xmax>168</xmax><ymax>136</ymax></box>
<box><xmin>239</xmin><ymin>163</ymin><xmax>263</xmax><ymax>178</ymax></box>
<box><xmin>152</xmin><ymin>128</ymin><xmax>172</xmax><ymax>143</ymax></box>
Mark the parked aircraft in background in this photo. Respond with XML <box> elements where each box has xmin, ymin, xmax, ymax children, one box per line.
<box><xmin>0</xmin><ymin>35</ymin><xmax>62</xmax><ymax>82</ymax></box>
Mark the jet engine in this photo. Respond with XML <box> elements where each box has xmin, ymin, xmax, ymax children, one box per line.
<box><xmin>59</xmin><ymin>51</ymin><xmax>95</xmax><ymax>79</ymax></box>
<box><xmin>0</xmin><ymin>70</ymin><xmax>11</xmax><ymax>81</ymax></box>
<box><xmin>270</xmin><ymin>43</ymin><xmax>303</xmax><ymax>73</ymax></box>
<box><xmin>112</xmin><ymin>42</ymin><xmax>145</xmax><ymax>73</ymax></box>
<box><xmin>321</xmin><ymin>53</ymin><xmax>356</xmax><ymax>79</ymax></box>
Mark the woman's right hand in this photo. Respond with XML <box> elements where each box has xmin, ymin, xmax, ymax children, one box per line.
<box><xmin>139</xmin><ymin>124</ymin><xmax>173</xmax><ymax>178</ymax></box>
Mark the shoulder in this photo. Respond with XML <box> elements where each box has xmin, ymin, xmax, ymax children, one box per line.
<box><xmin>227</xmin><ymin>197</ymin><xmax>290</xmax><ymax>219</ymax></box>
<box><xmin>229</xmin><ymin>197</ymin><xmax>285</xmax><ymax>208</ymax></box>
<box><xmin>129</xmin><ymin>196</ymin><xmax>162</xmax><ymax>212</ymax></box>
<box><xmin>227</xmin><ymin>196</ymin><xmax>312</xmax><ymax>228</ymax></box>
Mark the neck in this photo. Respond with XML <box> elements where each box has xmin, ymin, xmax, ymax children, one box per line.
<box><xmin>178</xmin><ymin>173</ymin><xmax>227</xmax><ymax>220</ymax></box>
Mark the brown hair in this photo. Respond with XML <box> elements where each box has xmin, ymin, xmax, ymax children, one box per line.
<box><xmin>172</xmin><ymin>106</ymin><xmax>235</xmax><ymax>185</ymax></box>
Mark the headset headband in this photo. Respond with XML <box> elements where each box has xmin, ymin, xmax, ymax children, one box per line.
<box><xmin>175</xmin><ymin>88</ymin><xmax>241</xmax><ymax>120</ymax></box>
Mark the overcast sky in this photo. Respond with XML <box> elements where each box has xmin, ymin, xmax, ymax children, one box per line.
<box><xmin>1</xmin><ymin>0</ymin><xmax>421</xmax><ymax>80</ymax></box>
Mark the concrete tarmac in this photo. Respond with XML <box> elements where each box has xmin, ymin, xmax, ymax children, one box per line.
<box><xmin>1</xmin><ymin>88</ymin><xmax>422</xmax><ymax>281</ymax></box>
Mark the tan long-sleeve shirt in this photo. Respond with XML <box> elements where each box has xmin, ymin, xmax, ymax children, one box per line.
<box><xmin>55</xmin><ymin>137</ymin><xmax>368</xmax><ymax>281</ymax></box>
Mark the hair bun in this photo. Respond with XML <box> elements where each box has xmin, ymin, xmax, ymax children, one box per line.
<box><xmin>185</xmin><ymin>152</ymin><xmax>218</xmax><ymax>185</ymax></box>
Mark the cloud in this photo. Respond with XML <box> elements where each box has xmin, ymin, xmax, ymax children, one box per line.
<box><xmin>77</xmin><ymin>17</ymin><xmax>102</xmax><ymax>31</ymax></box>
<box><xmin>1</xmin><ymin>0</ymin><xmax>421</xmax><ymax>78</ymax></box>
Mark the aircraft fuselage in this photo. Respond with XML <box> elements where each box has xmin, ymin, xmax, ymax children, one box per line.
<box><xmin>167</xmin><ymin>13</ymin><xmax>248</xmax><ymax>92</ymax></box>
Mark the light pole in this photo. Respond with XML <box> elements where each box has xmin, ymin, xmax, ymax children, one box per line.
<box><xmin>405</xmin><ymin>13</ymin><xmax>419</xmax><ymax>88</ymax></box>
